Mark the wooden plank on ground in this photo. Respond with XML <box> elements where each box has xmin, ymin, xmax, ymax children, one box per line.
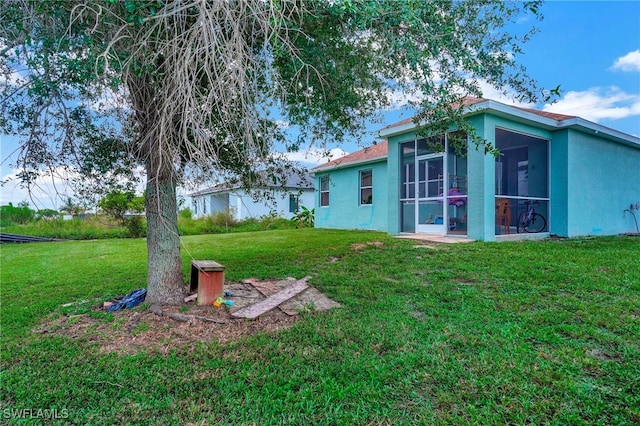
<box><xmin>242</xmin><ymin>278</ymin><xmax>280</xmax><ymax>296</ymax></box>
<box><xmin>243</xmin><ymin>277</ymin><xmax>304</xmax><ymax>315</ymax></box>
<box><xmin>231</xmin><ymin>278</ymin><xmax>310</xmax><ymax>319</ymax></box>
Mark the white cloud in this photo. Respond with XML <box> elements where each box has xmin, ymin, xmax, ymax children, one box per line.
<box><xmin>0</xmin><ymin>167</ymin><xmax>76</xmax><ymax>210</ymax></box>
<box><xmin>0</xmin><ymin>68</ymin><xmax>24</xmax><ymax>87</ymax></box>
<box><xmin>0</xmin><ymin>164</ymin><xmax>147</xmax><ymax>211</ymax></box>
<box><xmin>477</xmin><ymin>80</ymin><xmax>535</xmax><ymax>108</ymax></box>
<box><xmin>385</xmin><ymin>86</ymin><xmax>426</xmax><ymax>110</ymax></box>
<box><xmin>275</xmin><ymin>120</ymin><xmax>290</xmax><ymax>129</ymax></box>
<box><xmin>278</xmin><ymin>147</ymin><xmax>349</xmax><ymax>166</ymax></box>
<box><xmin>543</xmin><ymin>87</ymin><xmax>640</xmax><ymax>122</ymax></box>
<box><xmin>611</xmin><ymin>50</ymin><xmax>640</xmax><ymax>72</ymax></box>
<box><xmin>382</xmin><ymin>76</ymin><xmax>536</xmax><ymax>112</ymax></box>
<box><xmin>85</xmin><ymin>86</ymin><xmax>130</xmax><ymax>113</ymax></box>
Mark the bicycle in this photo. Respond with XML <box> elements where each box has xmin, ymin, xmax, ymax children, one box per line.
<box><xmin>517</xmin><ymin>201</ymin><xmax>547</xmax><ymax>233</ymax></box>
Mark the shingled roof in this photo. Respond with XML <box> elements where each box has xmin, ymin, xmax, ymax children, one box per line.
<box><xmin>381</xmin><ymin>97</ymin><xmax>577</xmax><ymax>132</ymax></box>
<box><xmin>379</xmin><ymin>97</ymin><xmax>485</xmax><ymax>132</ymax></box>
<box><xmin>190</xmin><ymin>170</ymin><xmax>313</xmax><ymax>196</ymax></box>
<box><xmin>313</xmin><ymin>97</ymin><xmax>637</xmax><ymax>173</ymax></box>
<box><xmin>313</xmin><ymin>141</ymin><xmax>388</xmax><ymax>171</ymax></box>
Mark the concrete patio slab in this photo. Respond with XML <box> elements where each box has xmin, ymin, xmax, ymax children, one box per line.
<box><xmin>394</xmin><ymin>234</ymin><xmax>475</xmax><ymax>244</ymax></box>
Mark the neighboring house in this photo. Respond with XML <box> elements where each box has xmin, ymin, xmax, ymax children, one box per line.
<box><xmin>190</xmin><ymin>172</ymin><xmax>314</xmax><ymax>221</ymax></box>
<box><xmin>313</xmin><ymin>97</ymin><xmax>640</xmax><ymax>241</ymax></box>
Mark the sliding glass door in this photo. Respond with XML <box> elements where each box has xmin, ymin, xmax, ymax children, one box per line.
<box><xmin>416</xmin><ymin>156</ymin><xmax>445</xmax><ymax>233</ymax></box>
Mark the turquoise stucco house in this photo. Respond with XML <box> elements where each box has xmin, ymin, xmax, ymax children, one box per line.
<box><xmin>312</xmin><ymin>97</ymin><xmax>640</xmax><ymax>241</ymax></box>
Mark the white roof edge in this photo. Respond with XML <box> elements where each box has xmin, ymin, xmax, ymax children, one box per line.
<box><xmin>311</xmin><ymin>155</ymin><xmax>388</xmax><ymax>174</ymax></box>
<box><xmin>190</xmin><ymin>184</ymin><xmax>313</xmax><ymax>197</ymax></box>
<box><xmin>378</xmin><ymin>99</ymin><xmax>640</xmax><ymax>148</ymax></box>
<box><xmin>483</xmin><ymin>101</ymin><xmax>640</xmax><ymax>146</ymax></box>
<box><xmin>467</xmin><ymin>100</ymin><xmax>560</xmax><ymax>128</ymax></box>
<box><xmin>558</xmin><ymin>118</ymin><xmax>640</xmax><ymax>147</ymax></box>
<box><xmin>378</xmin><ymin>121</ymin><xmax>418</xmax><ymax>138</ymax></box>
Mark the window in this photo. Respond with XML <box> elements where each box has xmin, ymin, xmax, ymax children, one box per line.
<box><xmin>360</xmin><ymin>170</ymin><xmax>373</xmax><ymax>205</ymax></box>
<box><xmin>320</xmin><ymin>176</ymin><xmax>330</xmax><ymax>207</ymax></box>
<box><xmin>401</xmin><ymin>141</ymin><xmax>416</xmax><ymax>199</ymax></box>
<box><xmin>289</xmin><ymin>194</ymin><xmax>299</xmax><ymax>213</ymax></box>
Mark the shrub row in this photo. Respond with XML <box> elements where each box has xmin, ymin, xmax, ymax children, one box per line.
<box><xmin>1</xmin><ymin>212</ymin><xmax>297</xmax><ymax>240</ymax></box>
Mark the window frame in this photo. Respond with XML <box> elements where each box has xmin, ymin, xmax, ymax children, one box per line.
<box><xmin>359</xmin><ymin>169</ymin><xmax>373</xmax><ymax>205</ymax></box>
<box><xmin>319</xmin><ymin>175</ymin><xmax>330</xmax><ymax>207</ymax></box>
<box><xmin>289</xmin><ymin>194</ymin><xmax>299</xmax><ymax>213</ymax></box>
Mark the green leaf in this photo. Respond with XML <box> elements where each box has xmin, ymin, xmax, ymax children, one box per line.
<box><xmin>124</xmin><ymin>1</ymin><xmax>136</xmax><ymax>13</ymax></box>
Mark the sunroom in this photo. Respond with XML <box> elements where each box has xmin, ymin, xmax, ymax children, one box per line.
<box><xmin>314</xmin><ymin>97</ymin><xmax>640</xmax><ymax>241</ymax></box>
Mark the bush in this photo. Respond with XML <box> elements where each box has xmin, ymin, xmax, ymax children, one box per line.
<box><xmin>4</xmin><ymin>208</ymin><xmax>295</xmax><ymax>239</ymax></box>
<box><xmin>98</xmin><ymin>190</ymin><xmax>145</xmax><ymax>225</ymax></box>
<box><xmin>254</xmin><ymin>214</ymin><xmax>296</xmax><ymax>231</ymax></box>
<box><xmin>126</xmin><ymin>216</ymin><xmax>146</xmax><ymax>238</ymax></box>
<box><xmin>267</xmin><ymin>217</ymin><xmax>297</xmax><ymax>230</ymax></box>
<box><xmin>99</xmin><ymin>190</ymin><xmax>133</xmax><ymax>223</ymax></box>
<box><xmin>236</xmin><ymin>217</ymin><xmax>263</xmax><ymax>232</ymax></box>
<box><xmin>37</xmin><ymin>209</ymin><xmax>61</xmax><ymax>220</ymax></box>
<box><xmin>291</xmin><ymin>206</ymin><xmax>315</xmax><ymax>228</ymax></box>
<box><xmin>179</xmin><ymin>208</ymin><xmax>193</xmax><ymax>220</ymax></box>
<box><xmin>0</xmin><ymin>216</ymin><xmax>130</xmax><ymax>240</ymax></box>
<box><xmin>0</xmin><ymin>202</ymin><xmax>35</xmax><ymax>226</ymax></box>
<box><xmin>207</xmin><ymin>211</ymin><xmax>238</xmax><ymax>228</ymax></box>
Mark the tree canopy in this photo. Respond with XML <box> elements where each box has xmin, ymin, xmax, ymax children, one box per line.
<box><xmin>1</xmin><ymin>0</ymin><xmax>546</xmax><ymax>303</ymax></box>
<box><xmin>98</xmin><ymin>189</ymin><xmax>144</xmax><ymax>224</ymax></box>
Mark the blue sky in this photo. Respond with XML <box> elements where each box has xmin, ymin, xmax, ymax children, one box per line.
<box><xmin>522</xmin><ymin>0</ymin><xmax>639</xmax><ymax>135</ymax></box>
<box><xmin>285</xmin><ymin>0</ymin><xmax>640</xmax><ymax>168</ymax></box>
<box><xmin>1</xmin><ymin>0</ymin><xmax>639</xmax><ymax>210</ymax></box>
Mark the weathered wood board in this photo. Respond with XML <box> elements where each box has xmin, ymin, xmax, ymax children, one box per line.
<box><xmin>242</xmin><ymin>278</ymin><xmax>280</xmax><ymax>296</ymax></box>
<box><xmin>231</xmin><ymin>279</ymin><xmax>309</xmax><ymax>319</ymax></box>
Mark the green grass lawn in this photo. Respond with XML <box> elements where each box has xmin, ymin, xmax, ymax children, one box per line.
<box><xmin>1</xmin><ymin>229</ymin><xmax>639</xmax><ymax>425</ymax></box>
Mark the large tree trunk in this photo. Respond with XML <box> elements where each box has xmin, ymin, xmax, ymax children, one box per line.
<box><xmin>144</xmin><ymin>160</ymin><xmax>185</xmax><ymax>305</ymax></box>
<box><xmin>126</xmin><ymin>70</ymin><xmax>185</xmax><ymax>305</ymax></box>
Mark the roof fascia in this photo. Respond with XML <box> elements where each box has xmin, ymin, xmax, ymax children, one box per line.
<box><xmin>465</xmin><ymin>100</ymin><xmax>559</xmax><ymax>129</ymax></box>
<box><xmin>378</xmin><ymin>121</ymin><xmax>420</xmax><ymax>138</ymax></box>
<box><xmin>379</xmin><ymin>100</ymin><xmax>640</xmax><ymax>149</ymax></box>
<box><xmin>558</xmin><ymin>118</ymin><xmax>640</xmax><ymax>148</ymax></box>
<box><xmin>189</xmin><ymin>186</ymin><xmax>235</xmax><ymax>197</ymax></box>
<box><xmin>311</xmin><ymin>155</ymin><xmax>387</xmax><ymax>175</ymax></box>
<box><xmin>190</xmin><ymin>183</ymin><xmax>313</xmax><ymax>197</ymax></box>
<box><xmin>471</xmin><ymin>102</ymin><xmax>639</xmax><ymax>147</ymax></box>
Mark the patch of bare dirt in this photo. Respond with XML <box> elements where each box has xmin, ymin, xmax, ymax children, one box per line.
<box><xmin>351</xmin><ymin>241</ymin><xmax>384</xmax><ymax>250</ymax></box>
<box><xmin>34</xmin><ymin>303</ymin><xmax>299</xmax><ymax>356</ymax></box>
<box><xmin>586</xmin><ymin>348</ymin><xmax>622</xmax><ymax>363</ymax></box>
<box><xmin>413</xmin><ymin>244</ymin><xmax>439</xmax><ymax>250</ymax></box>
<box><xmin>34</xmin><ymin>279</ymin><xmax>339</xmax><ymax>356</ymax></box>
